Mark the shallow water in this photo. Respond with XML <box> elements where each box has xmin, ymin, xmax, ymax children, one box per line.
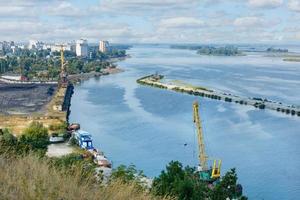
<box><xmin>70</xmin><ymin>45</ymin><xmax>300</xmax><ymax>200</ymax></box>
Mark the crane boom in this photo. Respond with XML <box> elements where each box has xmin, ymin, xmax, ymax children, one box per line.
<box><xmin>59</xmin><ymin>45</ymin><xmax>68</xmax><ymax>86</ymax></box>
<box><xmin>193</xmin><ymin>101</ymin><xmax>208</xmax><ymax>171</ymax></box>
<box><xmin>60</xmin><ymin>45</ymin><xmax>65</xmax><ymax>73</ymax></box>
<box><xmin>193</xmin><ymin>100</ymin><xmax>221</xmax><ymax>182</ymax></box>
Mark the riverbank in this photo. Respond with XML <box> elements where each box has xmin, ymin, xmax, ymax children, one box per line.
<box><xmin>0</xmin><ymin>65</ymin><xmax>125</xmax><ymax>134</ymax></box>
<box><xmin>68</xmin><ymin>67</ymin><xmax>124</xmax><ymax>83</ymax></box>
<box><xmin>137</xmin><ymin>74</ymin><xmax>300</xmax><ymax>117</ymax></box>
<box><xmin>0</xmin><ymin>83</ymin><xmax>74</xmax><ymax>135</ymax></box>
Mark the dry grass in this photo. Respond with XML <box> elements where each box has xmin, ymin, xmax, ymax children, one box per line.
<box><xmin>0</xmin><ymin>155</ymin><xmax>172</xmax><ymax>200</ymax></box>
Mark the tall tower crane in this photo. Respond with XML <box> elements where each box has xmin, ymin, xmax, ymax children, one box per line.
<box><xmin>193</xmin><ymin>101</ymin><xmax>221</xmax><ymax>182</ymax></box>
<box><xmin>59</xmin><ymin>45</ymin><xmax>68</xmax><ymax>87</ymax></box>
<box><xmin>60</xmin><ymin>45</ymin><xmax>65</xmax><ymax>73</ymax></box>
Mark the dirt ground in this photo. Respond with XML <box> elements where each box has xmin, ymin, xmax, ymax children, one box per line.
<box><xmin>0</xmin><ymin>82</ymin><xmax>57</xmax><ymax>115</ymax></box>
<box><xmin>46</xmin><ymin>143</ymin><xmax>74</xmax><ymax>157</ymax></box>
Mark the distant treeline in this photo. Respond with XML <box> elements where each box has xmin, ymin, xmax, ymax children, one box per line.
<box><xmin>170</xmin><ymin>45</ymin><xmax>242</xmax><ymax>56</ymax></box>
<box><xmin>110</xmin><ymin>44</ymin><xmax>132</xmax><ymax>50</ymax></box>
<box><xmin>0</xmin><ymin>47</ymin><xmax>126</xmax><ymax>80</ymax></box>
<box><xmin>266</xmin><ymin>47</ymin><xmax>288</xmax><ymax>53</ymax></box>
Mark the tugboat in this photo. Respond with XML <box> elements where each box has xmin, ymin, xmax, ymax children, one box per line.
<box><xmin>74</xmin><ymin>130</ymin><xmax>94</xmax><ymax>150</ymax></box>
<box><xmin>73</xmin><ymin>129</ymin><xmax>112</xmax><ymax>169</ymax></box>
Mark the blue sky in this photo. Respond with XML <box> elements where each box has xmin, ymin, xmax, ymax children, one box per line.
<box><xmin>0</xmin><ymin>0</ymin><xmax>300</xmax><ymax>44</ymax></box>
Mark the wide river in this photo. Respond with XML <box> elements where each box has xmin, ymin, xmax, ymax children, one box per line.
<box><xmin>70</xmin><ymin>45</ymin><xmax>300</xmax><ymax>200</ymax></box>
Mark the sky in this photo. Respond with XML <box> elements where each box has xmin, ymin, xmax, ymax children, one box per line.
<box><xmin>0</xmin><ymin>0</ymin><xmax>300</xmax><ymax>44</ymax></box>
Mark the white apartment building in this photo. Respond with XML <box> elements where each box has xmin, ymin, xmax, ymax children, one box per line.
<box><xmin>50</xmin><ymin>44</ymin><xmax>75</xmax><ymax>52</ymax></box>
<box><xmin>99</xmin><ymin>40</ymin><xmax>109</xmax><ymax>53</ymax></box>
<box><xmin>76</xmin><ymin>39</ymin><xmax>88</xmax><ymax>57</ymax></box>
<box><xmin>28</xmin><ymin>40</ymin><xmax>44</xmax><ymax>50</ymax></box>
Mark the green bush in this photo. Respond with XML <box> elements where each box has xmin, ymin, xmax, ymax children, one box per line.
<box><xmin>49</xmin><ymin>122</ymin><xmax>68</xmax><ymax>133</ymax></box>
<box><xmin>152</xmin><ymin>161</ymin><xmax>247</xmax><ymax>200</ymax></box>
<box><xmin>19</xmin><ymin>122</ymin><xmax>49</xmax><ymax>153</ymax></box>
<box><xmin>111</xmin><ymin>164</ymin><xmax>145</xmax><ymax>185</ymax></box>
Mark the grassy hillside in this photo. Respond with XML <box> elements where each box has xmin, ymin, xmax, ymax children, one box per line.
<box><xmin>0</xmin><ymin>154</ymin><xmax>171</xmax><ymax>200</ymax></box>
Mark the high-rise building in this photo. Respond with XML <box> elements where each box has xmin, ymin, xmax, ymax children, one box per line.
<box><xmin>28</xmin><ymin>40</ymin><xmax>44</xmax><ymax>50</ymax></box>
<box><xmin>50</xmin><ymin>43</ymin><xmax>75</xmax><ymax>52</ymax></box>
<box><xmin>99</xmin><ymin>40</ymin><xmax>109</xmax><ymax>53</ymax></box>
<box><xmin>76</xmin><ymin>39</ymin><xmax>88</xmax><ymax>57</ymax></box>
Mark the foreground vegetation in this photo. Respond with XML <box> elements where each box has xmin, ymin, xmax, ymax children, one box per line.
<box><xmin>0</xmin><ymin>155</ymin><xmax>169</xmax><ymax>200</ymax></box>
<box><xmin>0</xmin><ymin>122</ymin><xmax>247</xmax><ymax>199</ymax></box>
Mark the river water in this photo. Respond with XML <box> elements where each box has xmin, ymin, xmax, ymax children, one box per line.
<box><xmin>70</xmin><ymin>45</ymin><xmax>300</xmax><ymax>200</ymax></box>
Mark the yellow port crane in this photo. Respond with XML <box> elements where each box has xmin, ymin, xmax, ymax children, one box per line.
<box><xmin>59</xmin><ymin>45</ymin><xmax>68</xmax><ymax>86</ymax></box>
<box><xmin>60</xmin><ymin>45</ymin><xmax>65</xmax><ymax>73</ymax></box>
<box><xmin>193</xmin><ymin>101</ymin><xmax>221</xmax><ymax>182</ymax></box>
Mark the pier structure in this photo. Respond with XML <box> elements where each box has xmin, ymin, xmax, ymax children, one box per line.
<box><xmin>137</xmin><ymin>74</ymin><xmax>300</xmax><ymax>117</ymax></box>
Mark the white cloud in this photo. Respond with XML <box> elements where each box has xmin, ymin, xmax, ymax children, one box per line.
<box><xmin>234</xmin><ymin>17</ymin><xmax>266</xmax><ymax>27</ymax></box>
<box><xmin>99</xmin><ymin>0</ymin><xmax>198</xmax><ymax>8</ymax></box>
<box><xmin>288</xmin><ymin>0</ymin><xmax>300</xmax><ymax>12</ymax></box>
<box><xmin>248</xmin><ymin>0</ymin><xmax>283</xmax><ymax>8</ymax></box>
<box><xmin>93</xmin><ymin>0</ymin><xmax>199</xmax><ymax>16</ymax></box>
<box><xmin>47</xmin><ymin>2</ymin><xmax>85</xmax><ymax>17</ymax></box>
<box><xmin>294</xmin><ymin>32</ymin><xmax>300</xmax><ymax>39</ymax></box>
<box><xmin>0</xmin><ymin>0</ymin><xmax>298</xmax><ymax>43</ymax></box>
<box><xmin>0</xmin><ymin>5</ymin><xmax>37</xmax><ymax>17</ymax></box>
<box><xmin>159</xmin><ymin>17</ymin><xmax>205</xmax><ymax>29</ymax></box>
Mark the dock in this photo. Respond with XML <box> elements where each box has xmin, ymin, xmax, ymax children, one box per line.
<box><xmin>137</xmin><ymin>74</ymin><xmax>300</xmax><ymax>117</ymax></box>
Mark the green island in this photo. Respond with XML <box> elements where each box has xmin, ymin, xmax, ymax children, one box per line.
<box><xmin>170</xmin><ymin>45</ymin><xmax>300</xmax><ymax>60</ymax></box>
<box><xmin>170</xmin><ymin>45</ymin><xmax>242</xmax><ymax>56</ymax></box>
<box><xmin>266</xmin><ymin>47</ymin><xmax>288</xmax><ymax>53</ymax></box>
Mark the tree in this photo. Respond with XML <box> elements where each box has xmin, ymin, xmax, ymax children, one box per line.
<box><xmin>211</xmin><ymin>168</ymin><xmax>247</xmax><ymax>200</ymax></box>
<box><xmin>0</xmin><ymin>129</ymin><xmax>18</xmax><ymax>156</ymax></box>
<box><xmin>111</xmin><ymin>164</ymin><xmax>145</xmax><ymax>185</ymax></box>
<box><xmin>19</xmin><ymin>122</ymin><xmax>49</xmax><ymax>151</ymax></box>
<box><xmin>152</xmin><ymin>161</ymin><xmax>208</xmax><ymax>200</ymax></box>
<box><xmin>152</xmin><ymin>161</ymin><xmax>246</xmax><ymax>200</ymax></box>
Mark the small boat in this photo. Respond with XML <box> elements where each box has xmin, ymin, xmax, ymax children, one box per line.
<box><xmin>68</xmin><ymin>123</ymin><xmax>80</xmax><ymax>131</ymax></box>
<box><xmin>94</xmin><ymin>155</ymin><xmax>112</xmax><ymax>168</ymax></box>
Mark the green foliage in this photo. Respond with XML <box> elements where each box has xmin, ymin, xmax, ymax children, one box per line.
<box><xmin>152</xmin><ymin>161</ymin><xmax>246</xmax><ymax>200</ymax></box>
<box><xmin>152</xmin><ymin>161</ymin><xmax>208</xmax><ymax>200</ymax></box>
<box><xmin>266</xmin><ymin>47</ymin><xmax>288</xmax><ymax>53</ymax></box>
<box><xmin>49</xmin><ymin>122</ymin><xmax>68</xmax><ymax>133</ymax></box>
<box><xmin>197</xmin><ymin>46</ymin><xmax>241</xmax><ymax>56</ymax></box>
<box><xmin>19</xmin><ymin>122</ymin><xmax>49</xmax><ymax>152</ymax></box>
<box><xmin>111</xmin><ymin>164</ymin><xmax>148</xmax><ymax>191</ymax></box>
<box><xmin>211</xmin><ymin>169</ymin><xmax>247</xmax><ymax>200</ymax></box>
<box><xmin>0</xmin><ymin>47</ymin><xmax>125</xmax><ymax>78</ymax></box>
<box><xmin>50</xmin><ymin>153</ymin><xmax>83</xmax><ymax>167</ymax></box>
<box><xmin>0</xmin><ymin>129</ymin><xmax>18</xmax><ymax>156</ymax></box>
<box><xmin>170</xmin><ymin>45</ymin><xmax>241</xmax><ymax>56</ymax></box>
<box><xmin>112</xmin><ymin>164</ymin><xmax>145</xmax><ymax>184</ymax></box>
<box><xmin>49</xmin><ymin>153</ymin><xmax>99</xmax><ymax>184</ymax></box>
<box><xmin>0</xmin><ymin>154</ymin><xmax>168</xmax><ymax>200</ymax></box>
<box><xmin>69</xmin><ymin>136</ymin><xmax>78</xmax><ymax>146</ymax></box>
<box><xmin>2</xmin><ymin>130</ymin><xmax>17</xmax><ymax>146</ymax></box>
